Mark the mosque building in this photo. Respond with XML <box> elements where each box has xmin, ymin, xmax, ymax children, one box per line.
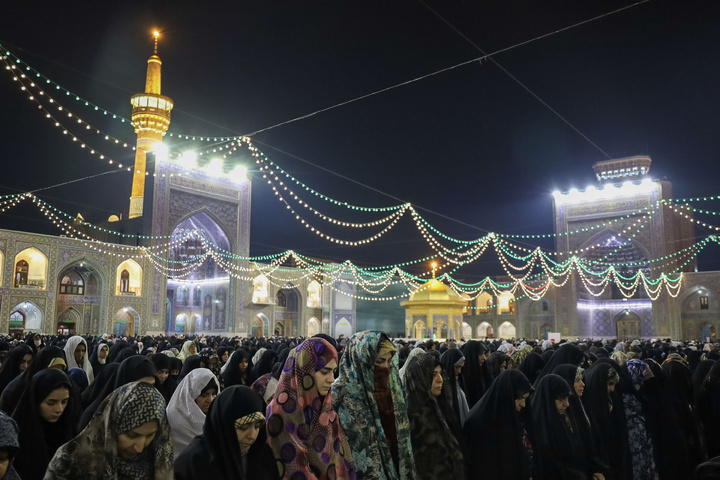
<box><xmin>0</xmin><ymin>40</ymin><xmax>356</xmax><ymax>339</ymax></box>
<box><xmin>0</xmin><ymin>44</ymin><xmax>718</xmax><ymax>341</ymax></box>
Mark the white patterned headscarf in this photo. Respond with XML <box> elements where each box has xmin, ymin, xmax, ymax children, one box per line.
<box><xmin>64</xmin><ymin>335</ymin><xmax>94</xmax><ymax>384</ymax></box>
<box><xmin>166</xmin><ymin>368</ymin><xmax>219</xmax><ymax>458</ymax></box>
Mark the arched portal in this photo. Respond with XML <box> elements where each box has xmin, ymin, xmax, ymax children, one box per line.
<box><xmin>477</xmin><ymin>322</ymin><xmax>492</xmax><ymax>338</ymax></box>
<box><xmin>253</xmin><ymin>313</ymin><xmax>269</xmax><ymax>337</ymax></box>
<box><xmin>700</xmin><ymin>323</ymin><xmax>716</xmax><ymax>343</ymax></box>
<box><xmin>9</xmin><ymin>310</ymin><xmax>25</xmax><ymax>336</ymax></box>
<box><xmin>335</xmin><ymin>317</ymin><xmax>353</xmax><ymax>339</ymax></box>
<box><xmin>307</xmin><ymin>281</ymin><xmax>322</xmax><ymax>308</ymax></box>
<box><xmin>10</xmin><ymin>301</ymin><xmax>42</xmax><ymax>331</ymax></box>
<box><xmin>432</xmin><ymin>320</ymin><xmax>449</xmax><ymax>339</ymax></box>
<box><xmin>175</xmin><ymin>314</ymin><xmax>187</xmax><ymax>334</ymax></box>
<box><xmin>116</xmin><ymin>259</ymin><xmax>142</xmax><ymax>295</ymax></box>
<box><xmin>307</xmin><ymin>317</ymin><xmax>320</xmax><ymax>337</ymax></box>
<box><xmin>498</xmin><ymin>321</ymin><xmax>516</xmax><ymax>339</ymax></box>
<box><xmin>14</xmin><ymin>248</ymin><xmax>48</xmax><ymax>289</ymax></box>
<box><xmin>540</xmin><ymin>323</ymin><xmax>552</xmax><ymax>340</ymax></box>
<box><xmin>274</xmin><ymin>322</ymin><xmax>284</xmax><ymax>336</ymax></box>
<box><xmin>462</xmin><ymin>322</ymin><xmax>472</xmax><ymax>338</ymax></box>
<box><xmin>413</xmin><ymin>320</ymin><xmax>426</xmax><ymax>339</ymax></box>
<box><xmin>168</xmin><ymin>212</ymin><xmax>231</xmax><ymax>332</ymax></box>
<box><xmin>114</xmin><ymin>307</ymin><xmax>139</xmax><ymax>337</ymax></box>
<box><xmin>615</xmin><ymin>310</ymin><xmax>641</xmax><ymax>339</ymax></box>
<box><xmin>56</xmin><ymin>307</ymin><xmax>81</xmax><ymax>335</ymax></box>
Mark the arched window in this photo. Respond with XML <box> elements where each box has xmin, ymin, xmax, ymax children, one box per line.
<box><xmin>277</xmin><ymin>291</ymin><xmax>287</xmax><ymax>307</ymax></box>
<box><xmin>9</xmin><ymin>311</ymin><xmax>25</xmax><ymax>328</ymax></box>
<box><xmin>120</xmin><ymin>270</ymin><xmax>130</xmax><ymax>293</ymax></box>
<box><xmin>13</xmin><ymin>248</ymin><xmax>48</xmax><ymax>289</ymax></box>
<box><xmin>59</xmin><ymin>270</ymin><xmax>84</xmax><ymax>295</ymax></box>
<box><xmin>307</xmin><ymin>281</ymin><xmax>322</xmax><ymax>308</ymax></box>
<box><xmin>14</xmin><ymin>260</ymin><xmax>28</xmax><ymax>287</ymax></box>
<box><xmin>194</xmin><ymin>287</ymin><xmax>202</xmax><ymax>306</ymax></box>
<box><xmin>116</xmin><ymin>259</ymin><xmax>142</xmax><ymax>295</ymax></box>
<box><xmin>252</xmin><ymin>275</ymin><xmax>269</xmax><ymax>303</ymax></box>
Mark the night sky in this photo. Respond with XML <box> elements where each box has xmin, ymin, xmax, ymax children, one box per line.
<box><xmin>2</xmin><ymin>0</ymin><xmax>720</xmax><ymax>279</ymax></box>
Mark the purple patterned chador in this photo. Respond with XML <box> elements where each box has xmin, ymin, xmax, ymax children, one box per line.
<box><xmin>267</xmin><ymin>338</ymin><xmax>356</xmax><ymax>480</ymax></box>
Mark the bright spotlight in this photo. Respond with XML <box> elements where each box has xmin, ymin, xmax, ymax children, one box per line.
<box><xmin>152</xmin><ymin>142</ymin><xmax>169</xmax><ymax>159</ymax></box>
<box><xmin>231</xmin><ymin>165</ymin><xmax>247</xmax><ymax>182</ymax></box>
<box><xmin>206</xmin><ymin>158</ymin><xmax>224</xmax><ymax>176</ymax></box>
<box><xmin>180</xmin><ymin>151</ymin><xmax>197</xmax><ymax>170</ymax></box>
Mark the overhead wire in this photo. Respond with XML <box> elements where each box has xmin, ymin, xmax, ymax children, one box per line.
<box><xmin>242</xmin><ymin>0</ymin><xmax>651</xmax><ymax>140</ymax></box>
<box><xmin>415</xmin><ymin>0</ymin><xmax>649</xmax><ymax>160</ymax></box>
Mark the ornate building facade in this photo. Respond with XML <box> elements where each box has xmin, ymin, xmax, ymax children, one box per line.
<box><xmin>457</xmin><ymin>156</ymin><xmax>719</xmax><ymax>341</ymax></box>
<box><xmin>0</xmin><ymin>46</ymin><xmax>356</xmax><ymax>338</ymax></box>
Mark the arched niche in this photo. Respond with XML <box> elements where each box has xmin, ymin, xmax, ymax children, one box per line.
<box><xmin>252</xmin><ymin>275</ymin><xmax>269</xmax><ymax>303</ymax></box>
<box><xmin>116</xmin><ymin>259</ymin><xmax>142</xmax><ymax>295</ymax></box>
<box><xmin>475</xmin><ymin>291</ymin><xmax>493</xmax><ymax>313</ymax></box>
<box><xmin>334</xmin><ymin>282</ymin><xmax>352</xmax><ymax>310</ymax></box>
<box><xmin>307</xmin><ymin>280</ymin><xmax>322</xmax><ymax>308</ymax></box>
<box><xmin>114</xmin><ymin>307</ymin><xmax>139</xmax><ymax>337</ymax></box>
<box><xmin>477</xmin><ymin>321</ymin><xmax>492</xmax><ymax>338</ymax></box>
<box><xmin>579</xmin><ymin>230</ymin><xmax>651</xmax><ymax>299</ymax></box>
<box><xmin>614</xmin><ymin>310</ymin><xmax>641</xmax><ymax>339</ymax></box>
<box><xmin>335</xmin><ymin>317</ymin><xmax>353</xmax><ymax>339</ymax></box>
<box><xmin>169</xmin><ymin>212</ymin><xmax>231</xmax><ymax>282</ymax></box>
<box><xmin>252</xmin><ymin>313</ymin><xmax>269</xmax><ymax>337</ymax></box>
<box><xmin>57</xmin><ymin>307</ymin><xmax>81</xmax><ymax>335</ymax></box>
<box><xmin>176</xmin><ymin>285</ymin><xmax>190</xmax><ymax>306</ymax></box>
<box><xmin>175</xmin><ymin>313</ymin><xmax>187</xmax><ymax>334</ymax></box>
<box><xmin>498</xmin><ymin>321</ymin><xmax>516</xmax><ymax>339</ymax></box>
<box><xmin>413</xmin><ymin>320</ymin><xmax>426</xmax><ymax>339</ymax></box>
<box><xmin>0</xmin><ymin>250</ymin><xmax>4</xmax><ymax>286</ymax></box>
<box><xmin>307</xmin><ymin>317</ymin><xmax>321</xmax><ymax>336</ymax></box>
<box><xmin>462</xmin><ymin>322</ymin><xmax>472</xmax><ymax>338</ymax></box>
<box><xmin>14</xmin><ymin>247</ymin><xmax>48</xmax><ymax>289</ymax></box>
<box><xmin>497</xmin><ymin>292</ymin><xmax>515</xmax><ymax>315</ymax></box>
<box><xmin>58</xmin><ymin>261</ymin><xmax>103</xmax><ymax>296</ymax></box>
<box><xmin>11</xmin><ymin>301</ymin><xmax>43</xmax><ymax>331</ymax></box>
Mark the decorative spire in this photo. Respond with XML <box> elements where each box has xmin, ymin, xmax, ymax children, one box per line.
<box><xmin>153</xmin><ymin>30</ymin><xmax>160</xmax><ymax>54</ymax></box>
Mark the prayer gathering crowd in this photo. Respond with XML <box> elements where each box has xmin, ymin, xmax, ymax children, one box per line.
<box><xmin>0</xmin><ymin>330</ymin><xmax>718</xmax><ymax>479</ymax></box>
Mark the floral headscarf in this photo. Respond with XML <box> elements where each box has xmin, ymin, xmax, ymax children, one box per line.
<box><xmin>45</xmin><ymin>381</ymin><xmax>173</xmax><ymax>480</ymax></box>
<box><xmin>511</xmin><ymin>344</ymin><xmax>532</xmax><ymax>367</ymax></box>
<box><xmin>332</xmin><ymin>331</ymin><xmax>416</xmax><ymax>480</ymax></box>
<box><xmin>267</xmin><ymin>338</ymin><xmax>355</xmax><ymax>480</ymax></box>
<box><xmin>625</xmin><ymin>359</ymin><xmax>653</xmax><ymax>390</ymax></box>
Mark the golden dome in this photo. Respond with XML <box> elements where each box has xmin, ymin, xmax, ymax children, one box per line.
<box><xmin>409</xmin><ymin>279</ymin><xmax>464</xmax><ymax>303</ymax></box>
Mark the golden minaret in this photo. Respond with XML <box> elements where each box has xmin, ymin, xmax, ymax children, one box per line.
<box><xmin>128</xmin><ymin>31</ymin><xmax>174</xmax><ymax>218</ymax></box>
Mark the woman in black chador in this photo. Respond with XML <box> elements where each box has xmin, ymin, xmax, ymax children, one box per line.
<box><xmin>531</xmin><ymin>374</ymin><xmax>606</xmax><ymax>480</ymax></box>
<box><xmin>463</xmin><ymin>369</ymin><xmax>534</xmax><ymax>480</ymax></box>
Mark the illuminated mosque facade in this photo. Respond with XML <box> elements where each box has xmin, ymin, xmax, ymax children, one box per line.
<box><xmin>0</xmin><ymin>44</ymin><xmax>356</xmax><ymax>339</ymax></box>
<box><xmin>0</xmin><ymin>46</ymin><xmax>718</xmax><ymax>341</ymax></box>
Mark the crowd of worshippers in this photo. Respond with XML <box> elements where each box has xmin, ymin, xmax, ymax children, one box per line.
<box><xmin>0</xmin><ymin>332</ymin><xmax>720</xmax><ymax>479</ymax></box>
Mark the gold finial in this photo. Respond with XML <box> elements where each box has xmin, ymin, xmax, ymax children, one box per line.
<box><xmin>431</xmin><ymin>262</ymin><xmax>437</xmax><ymax>279</ymax></box>
<box><xmin>153</xmin><ymin>30</ymin><xmax>160</xmax><ymax>54</ymax></box>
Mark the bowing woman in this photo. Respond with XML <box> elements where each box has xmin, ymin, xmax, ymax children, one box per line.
<box><xmin>463</xmin><ymin>369</ymin><xmax>534</xmax><ymax>480</ymax></box>
<box><xmin>174</xmin><ymin>386</ymin><xmax>278</xmax><ymax>480</ymax></box>
<box><xmin>167</xmin><ymin>368</ymin><xmax>220</xmax><ymax>458</ymax></box>
<box><xmin>531</xmin><ymin>374</ymin><xmax>606</xmax><ymax>480</ymax></box>
<box><xmin>46</xmin><ymin>381</ymin><xmax>173</xmax><ymax>480</ymax></box>
<box><xmin>460</xmin><ymin>340</ymin><xmax>491</xmax><ymax>408</ymax></box>
<box><xmin>222</xmin><ymin>349</ymin><xmax>254</xmax><ymax>387</ymax></box>
<box><xmin>403</xmin><ymin>352</ymin><xmax>464</xmax><ymax>480</ymax></box>
<box><xmin>11</xmin><ymin>369</ymin><xmax>78</xmax><ymax>480</ymax></box>
<box><xmin>267</xmin><ymin>338</ymin><xmax>356</xmax><ymax>480</ymax></box>
<box><xmin>332</xmin><ymin>331</ymin><xmax>416</xmax><ymax>480</ymax></box>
